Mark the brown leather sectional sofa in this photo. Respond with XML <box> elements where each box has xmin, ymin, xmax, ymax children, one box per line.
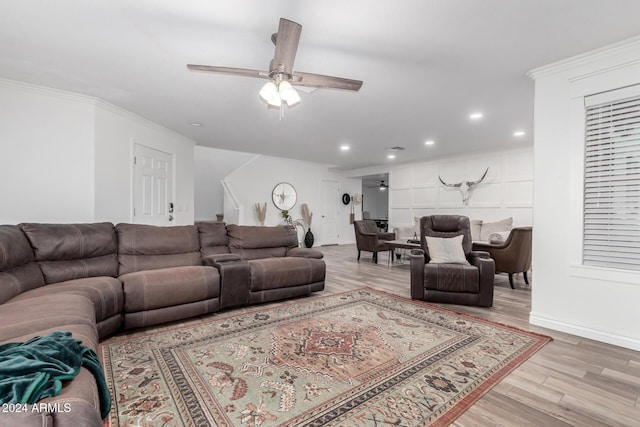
<box><xmin>0</xmin><ymin>221</ymin><xmax>325</xmax><ymax>427</ymax></box>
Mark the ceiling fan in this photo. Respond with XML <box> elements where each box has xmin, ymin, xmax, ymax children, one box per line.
<box><xmin>368</xmin><ymin>180</ymin><xmax>388</xmax><ymax>190</ymax></box>
<box><xmin>187</xmin><ymin>18</ymin><xmax>363</xmax><ymax>110</ymax></box>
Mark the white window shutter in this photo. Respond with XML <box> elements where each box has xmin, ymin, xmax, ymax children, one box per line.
<box><xmin>583</xmin><ymin>89</ymin><xmax>640</xmax><ymax>271</ymax></box>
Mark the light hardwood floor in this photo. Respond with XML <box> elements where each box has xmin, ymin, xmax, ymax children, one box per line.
<box><xmin>317</xmin><ymin>244</ymin><xmax>640</xmax><ymax>427</ymax></box>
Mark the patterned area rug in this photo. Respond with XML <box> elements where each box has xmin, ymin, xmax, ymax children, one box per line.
<box><xmin>101</xmin><ymin>289</ymin><xmax>551</xmax><ymax>426</ymax></box>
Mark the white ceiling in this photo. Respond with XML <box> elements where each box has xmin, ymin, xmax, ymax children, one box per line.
<box><xmin>2</xmin><ymin>1</ymin><xmax>640</xmax><ymax>169</ymax></box>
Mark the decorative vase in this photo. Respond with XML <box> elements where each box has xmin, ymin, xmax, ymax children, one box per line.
<box><xmin>304</xmin><ymin>228</ymin><xmax>314</xmax><ymax>248</ymax></box>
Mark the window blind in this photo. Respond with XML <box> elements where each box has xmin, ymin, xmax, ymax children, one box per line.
<box><xmin>583</xmin><ymin>91</ymin><xmax>640</xmax><ymax>271</ymax></box>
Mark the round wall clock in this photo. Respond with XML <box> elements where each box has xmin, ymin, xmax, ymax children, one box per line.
<box><xmin>272</xmin><ymin>182</ymin><xmax>297</xmax><ymax>210</ymax></box>
<box><xmin>342</xmin><ymin>193</ymin><xmax>351</xmax><ymax>205</ymax></box>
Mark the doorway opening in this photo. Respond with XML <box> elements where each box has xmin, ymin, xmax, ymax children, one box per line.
<box><xmin>360</xmin><ymin>173</ymin><xmax>389</xmax><ymax>231</ymax></box>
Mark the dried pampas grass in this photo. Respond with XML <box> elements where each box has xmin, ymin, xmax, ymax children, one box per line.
<box><xmin>301</xmin><ymin>203</ymin><xmax>313</xmax><ymax>229</ymax></box>
<box><xmin>255</xmin><ymin>202</ymin><xmax>267</xmax><ymax>226</ymax></box>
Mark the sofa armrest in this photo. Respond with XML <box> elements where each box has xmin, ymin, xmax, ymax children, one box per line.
<box><xmin>286</xmin><ymin>247</ymin><xmax>324</xmax><ymax>259</ymax></box>
<box><xmin>203</xmin><ymin>254</ymin><xmax>250</xmax><ymax>309</ymax></box>
<box><xmin>472</xmin><ymin>241</ymin><xmax>508</xmax><ymax>251</ymax></box>
<box><xmin>409</xmin><ymin>249</ymin><xmax>426</xmax><ymax>299</ymax></box>
<box><xmin>378</xmin><ymin>231</ymin><xmax>396</xmax><ymax>241</ymax></box>
<box><xmin>470</xmin><ymin>256</ymin><xmax>495</xmax><ymax>307</ymax></box>
<box><xmin>202</xmin><ymin>253</ymin><xmax>242</xmax><ymax>266</ymax></box>
<box><xmin>468</xmin><ymin>250</ymin><xmax>490</xmax><ymax>265</ymax></box>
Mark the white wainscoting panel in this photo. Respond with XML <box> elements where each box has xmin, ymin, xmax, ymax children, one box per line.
<box><xmin>388</xmin><ymin>147</ymin><xmax>533</xmax><ymax>229</ymax></box>
<box><xmin>505</xmin><ymin>150</ymin><xmax>534</xmax><ymax>181</ymax></box>
<box><xmin>505</xmin><ymin>180</ymin><xmax>534</xmax><ymax>207</ymax></box>
<box><xmin>393</xmin><ymin>167</ymin><xmax>413</xmax><ymax>187</ymax></box>
<box><xmin>413</xmin><ymin>166</ymin><xmax>439</xmax><ymax>186</ymax></box>
<box><xmin>391</xmin><ymin>188</ymin><xmax>412</xmax><ymax>206</ymax></box>
<box><xmin>412</xmin><ymin>186</ymin><xmax>438</xmax><ymax>206</ymax></box>
<box><xmin>468</xmin><ymin>182</ymin><xmax>502</xmax><ymax>208</ymax></box>
<box><xmin>391</xmin><ymin>208</ymin><xmax>412</xmax><ymax>224</ymax></box>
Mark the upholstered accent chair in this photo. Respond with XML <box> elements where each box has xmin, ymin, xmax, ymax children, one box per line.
<box><xmin>472</xmin><ymin>226</ymin><xmax>532</xmax><ymax>289</ymax></box>
<box><xmin>410</xmin><ymin>215</ymin><xmax>495</xmax><ymax>307</ymax></box>
<box><xmin>353</xmin><ymin>220</ymin><xmax>395</xmax><ymax>263</ymax></box>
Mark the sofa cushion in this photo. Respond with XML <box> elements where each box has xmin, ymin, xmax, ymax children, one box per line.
<box><xmin>119</xmin><ymin>266</ymin><xmax>220</xmax><ymax>313</ymax></box>
<box><xmin>286</xmin><ymin>247</ymin><xmax>324</xmax><ymax>259</ymax></box>
<box><xmin>0</xmin><ymin>324</ymin><xmax>103</xmax><ymax>427</ymax></box>
<box><xmin>227</xmin><ymin>225</ymin><xmax>298</xmax><ymax>260</ymax></box>
<box><xmin>424</xmin><ymin>263</ymin><xmax>480</xmax><ymax>293</ymax></box>
<box><xmin>8</xmin><ymin>277</ymin><xmax>123</xmax><ymax>337</ymax></box>
<box><xmin>0</xmin><ymin>225</ymin><xmax>45</xmax><ymax>304</ymax></box>
<box><xmin>248</xmin><ymin>257</ymin><xmax>326</xmax><ymax>292</ymax></box>
<box><xmin>0</xmin><ymin>294</ymin><xmax>97</xmax><ymax>345</ymax></box>
<box><xmin>20</xmin><ymin>222</ymin><xmax>118</xmax><ymax>284</ymax></box>
<box><xmin>479</xmin><ymin>217</ymin><xmax>513</xmax><ymax>242</ymax></box>
<box><xmin>197</xmin><ymin>221</ymin><xmax>230</xmax><ymax>258</ymax></box>
<box><xmin>116</xmin><ymin>224</ymin><xmax>201</xmax><ymax>274</ymax></box>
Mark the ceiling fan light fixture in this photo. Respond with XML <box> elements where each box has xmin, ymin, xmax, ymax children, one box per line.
<box><xmin>259</xmin><ymin>81</ymin><xmax>278</xmax><ymax>102</ymax></box>
<box><xmin>278</xmin><ymin>80</ymin><xmax>293</xmax><ymax>99</ymax></box>
<box><xmin>266</xmin><ymin>92</ymin><xmax>282</xmax><ymax>107</ymax></box>
<box><xmin>278</xmin><ymin>80</ymin><xmax>301</xmax><ymax>106</ymax></box>
<box><xmin>285</xmin><ymin>87</ymin><xmax>301</xmax><ymax>106</ymax></box>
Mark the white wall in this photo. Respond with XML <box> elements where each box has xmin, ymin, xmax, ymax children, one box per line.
<box><xmin>388</xmin><ymin>148</ymin><xmax>533</xmax><ymax>228</ymax></box>
<box><xmin>0</xmin><ymin>80</ymin><xmax>96</xmax><ymax>224</ymax></box>
<box><xmin>94</xmin><ymin>103</ymin><xmax>196</xmax><ymax>225</ymax></box>
<box><xmin>223</xmin><ymin>155</ymin><xmax>361</xmax><ymax>245</ymax></box>
<box><xmin>345</xmin><ymin>147</ymin><xmax>533</xmax><ymax>231</ymax></box>
<box><xmin>0</xmin><ymin>79</ymin><xmax>196</xmax><ymax>225</ymax></box>
<box><xmin>529</xmin><ymin>36</ymin><xmax>640</xmax><ymax>350</ymax></box>
<box><xmin>194</xmin><ymin>146</ymin><xmax>257</xmax><ymax>221</ymax></box>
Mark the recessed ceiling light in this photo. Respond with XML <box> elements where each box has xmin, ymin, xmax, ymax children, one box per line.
<box><xmin>469</xmin><ymin>112</ymin><xmax>483</xmax><ymax>120</ymax></box>
<box><xmin>189</xmin><ymin>122</ymin><xmax>202</xmax><ymax>127</ymax></box>
<box><xmin>513</xmin><ymin>130</ymin><xmax>526</xmax><ymax>137</ymax></box>
<box><xmin>340</xmin><ymin>145</ymin><xmax>350</xmax><ymax>151</ymax></box>
<box><xmin>387</xmin><ymin>154</ymin><xmax>396</xmax><ymax>159</ymax></box>
<box><xmin>425</xmin><ymin>140</ymin><xmax>435</xmax><ymax>146</ymax></box>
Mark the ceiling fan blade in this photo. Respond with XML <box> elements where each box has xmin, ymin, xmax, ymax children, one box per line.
<box><xmin>271</xmin><ymin>18</ymin><xmax>302</xmax><ymax>73</ymax></box>
<box><xmin>292</xmin><ymin>71</ymin><xmax>363</xmax><ymax>91</ymax></box>
<box><xmin>187</xmin><ymin>64</ymin><xmax>269</xmax><ymax>79</ymax></box>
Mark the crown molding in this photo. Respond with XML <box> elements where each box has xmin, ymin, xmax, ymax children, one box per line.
<box><xmin>527</xmin><ymin>34</ymin><xmax>640</xmax><ymax>80</ymax></box>
<box><xmin>0</xmin><ymin>77</ymin><xmax>196</xmax><ymax>147</ymax></box>
<box><xmin>0</xmin><ymin>77</ymin><xmax>98</xmax><ymax>105</ymax></box>
<box><xmin>93</xmin><ymin>100</ymin><xmax>196</xmax><ymax>146</ymax></box>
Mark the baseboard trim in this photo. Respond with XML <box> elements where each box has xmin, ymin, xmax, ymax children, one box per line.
<box><xmin>529</xmin><ymin>313</ymin><xmax>640</xmax><ymax>351</ymax></box>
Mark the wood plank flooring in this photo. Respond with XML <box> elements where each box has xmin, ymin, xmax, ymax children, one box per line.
<box><xmin>318</xmin><ymin>244</ymin><xmax>640</xmax><ymax>427</ymax></box>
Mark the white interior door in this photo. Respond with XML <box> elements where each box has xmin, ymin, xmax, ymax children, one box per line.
<box><xmin>133</xmin><ymin>144</ymin><xmax>174</xmax><ymax>225</ymax></box>
<box><xmin>320</xmin><ymin>180</ymin><xmax>339</xmax><ymax>245</ymax></box>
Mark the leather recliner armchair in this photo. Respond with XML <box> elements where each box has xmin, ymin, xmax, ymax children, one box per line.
<box><xmin>410</xmin><ymin>215</ymin><xmax>495</xmax><ymax>307</ymax></box>
<box><xmin>353</xmin><ymin>220</ymin><xmax>395</xmax><ymax>263</ymax></box>
<box><xmin>472</xmin><ymin>226</ymin><xmax>532</xmax><ymax>289</ymax></box>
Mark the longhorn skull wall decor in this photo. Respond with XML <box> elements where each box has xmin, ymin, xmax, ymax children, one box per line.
<box><xmin>438</xmin><ymin>167</ymin><xmax>489</xmax><ymax>205</ymax></box>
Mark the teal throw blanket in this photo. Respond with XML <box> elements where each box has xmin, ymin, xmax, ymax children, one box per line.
<box><xmin>0</xmin><ymin>331</ymin><xmax>111</xmax><ymax>419</ymax></box>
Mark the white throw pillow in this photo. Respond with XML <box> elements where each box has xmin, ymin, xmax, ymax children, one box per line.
<box><xmin>488</xmin><ymin>231</ymin><xmax>511</xmax><ymax>244</ymax></box>
<box><xmin>425</xmin><ymin>235</ymin><xmax>469</xmax><ymax>265</ymax></box>
<box><xmin>470</xmin><ymin>219</ymin><xmax>483</xmax><ymax>241</ymax></box>
<box><xmin>480</xmin><ymin>217</ymin><xmax>513</xmax><ymax>242</ymax></box>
